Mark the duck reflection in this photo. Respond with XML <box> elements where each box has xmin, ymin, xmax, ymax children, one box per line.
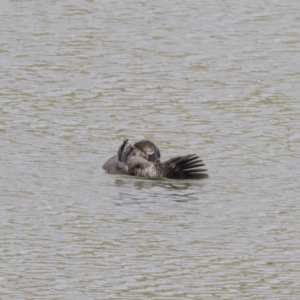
<box><xmin>114</xmin><ymin>177</ymin><xmax>205</xmax><ymax>204</ymax></box>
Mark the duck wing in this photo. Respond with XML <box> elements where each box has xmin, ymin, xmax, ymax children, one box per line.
<box><xmin>157</xmin><ymin>154</ymin><xmax>208</xmax><ymax>179</ymax></box>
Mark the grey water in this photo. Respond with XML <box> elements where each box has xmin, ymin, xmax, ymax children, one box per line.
<box><xmin>1</xmin><ymin>0</ymin><xmax>300</xmax><ymax>299</ymax></box>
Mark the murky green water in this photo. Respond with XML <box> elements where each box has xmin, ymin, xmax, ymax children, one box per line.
<box><xmin>1</xmin><ymin>0</ymin><xmax>300</xmax><ymax>299</ymax></box>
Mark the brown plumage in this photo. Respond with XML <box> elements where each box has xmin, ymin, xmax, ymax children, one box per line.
<box><xmin>103</xmin><ymin>139</ymin><xmax>208</xmax><ymax>180</ymax></box>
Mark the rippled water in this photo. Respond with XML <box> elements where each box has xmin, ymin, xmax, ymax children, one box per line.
<box><xmin>1</xmin><ymin>0</ymin><xmax>300</xmax><ymax>299</ymax></box>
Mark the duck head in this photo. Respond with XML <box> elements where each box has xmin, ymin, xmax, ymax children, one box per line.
<box><xmin>131</xmin><ymin>140</ymin><xmax>161</xmax><ymax>163</ymax></box>
<box><xmin>116</xmin><ymin>139</ymin><xmax>161</xmax><ymax>171</ymax></box>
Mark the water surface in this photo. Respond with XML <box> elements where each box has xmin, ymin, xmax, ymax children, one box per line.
<box><xmin>1</xmin><ymin>0</ymin><xmax>300</xmax><ymax>299</ymax></box>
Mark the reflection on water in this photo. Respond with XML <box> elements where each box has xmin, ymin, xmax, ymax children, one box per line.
<box><xmin>114</xmin><ymin>177</ymin><xmax>206</xmax><ymax>204</ymax></box>
<box><xmin>114</xmin><ymin>177</ymin><xmax>195</xmax><ymax>190</ymax></box>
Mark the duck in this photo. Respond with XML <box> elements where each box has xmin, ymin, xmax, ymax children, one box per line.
<box><xmin>103</xmin><ymin>139</ymin><xmax>208</xmax><ymax>180</ymax></box>
<box><xmin>102</xmin><ymin>140</ymin><xmax>161</xmax><ymax>175</ymax></box>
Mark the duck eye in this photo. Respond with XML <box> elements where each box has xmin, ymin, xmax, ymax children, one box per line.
<box><xmin>148</xmin><ymin>153</ymin><xmax>160</xmax><ymax>163</ymax></box>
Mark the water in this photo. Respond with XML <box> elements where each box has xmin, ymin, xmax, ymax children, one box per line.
<box><xmin>1</xmin><ymin>0</ymin><xmax>300</xmax><ymax>299</ymax></box>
